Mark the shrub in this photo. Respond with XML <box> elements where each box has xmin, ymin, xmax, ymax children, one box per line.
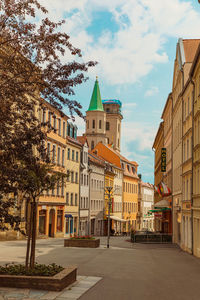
<box><xmin>0</xmin><ymin>263</ymin><xmax>64</xmax><ymax>277</ymax></box>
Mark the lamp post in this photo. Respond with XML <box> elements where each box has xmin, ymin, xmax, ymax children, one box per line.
<box><xmin>105</xmin><ymin>186</ymin><xmax>113</xmax><ymax>248</ymax></box>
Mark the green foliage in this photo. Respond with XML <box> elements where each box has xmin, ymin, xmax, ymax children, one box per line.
<box><xmin>70</xmin><ymin>235</ymin><xmax>95</xmax><ymax>240</ymax></box>
<box><xmin>0</xmin><ymin>263</ymin><xmax>64</xmax><ymax>277</ymax></box>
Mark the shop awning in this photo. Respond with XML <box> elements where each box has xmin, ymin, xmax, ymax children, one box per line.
<box><xmin>154</xmin><ymin>199</ymin><xmax>171</xmax><ymax>208</ymax></box>
<box><xmin>108</xmin><ymin>216</ymin><xmax>128</xmax><ymax>222</ymax></box>
<box><xmin>149</xmin><ymin>207</ymin><xmax>171</xmax><ymax>213</ymax></box>
<box><xmin>65</xmin><ymin>214</ymin><xmax>73</xmax><ymax>218</ymax></box>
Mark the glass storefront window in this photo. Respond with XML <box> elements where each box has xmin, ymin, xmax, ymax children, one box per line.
<box><xmin>39</xmin><ymin>210</ymin><xmax>46</xmax><ymax>234</ymax></box>
<box><xmin>57</xmin><ymin>210</ymin><xmax>63</xmax><ymax>232</ymax></box>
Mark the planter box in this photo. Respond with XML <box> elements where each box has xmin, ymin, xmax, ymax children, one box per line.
<box><xmin>0</xmin><ymin>266</ymin><xmax>77</xmax><ymax>291</ymax></box>
<box><xmin>64</xmin><ymin>238</ymin><xmax>100</xmax><ymax>248</ymax></box>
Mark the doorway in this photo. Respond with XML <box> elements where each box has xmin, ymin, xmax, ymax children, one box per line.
<box><xmin>49</xmin><ymin>209</ymin><xmax>55</xmax><ymax>237</ymax></box>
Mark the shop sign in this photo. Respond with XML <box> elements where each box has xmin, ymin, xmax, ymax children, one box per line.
<box><xmin>161</xmin><ymin>148</ymin><xmax>166</xmax><ymax>172</ymax></box>
<box><xmin>155</xmin><ymin>213</ymin><xmax>162</xmax><ymax>218</ymax></box>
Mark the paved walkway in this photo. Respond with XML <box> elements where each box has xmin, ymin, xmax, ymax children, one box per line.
<box><xmin>0</xmin><ymin>276</ymin><xmax>102</xmax><ymax>300</ymax></box>
<box><xmin>1</xmin><ymin>237</ymin><xmax>200</xmax><ymax>300</ymax></box>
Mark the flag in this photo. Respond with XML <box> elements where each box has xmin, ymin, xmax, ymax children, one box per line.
<box><xmin>160</xmin><ymin>181</ymin><xmax>171</xmax><ymax>196</ymax></box>
<box><xmin>154</xmin><ymin>185</ymin><xmax>162</xmax><ymax>197</ymax></box>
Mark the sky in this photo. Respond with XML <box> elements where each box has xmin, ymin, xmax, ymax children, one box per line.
<box><xmin>39</xmin><ymin>0</ymin><xmax>200</xmax><ymax>183</ymax></box>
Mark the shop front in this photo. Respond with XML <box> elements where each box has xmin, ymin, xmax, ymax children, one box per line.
<box><xmin>64</xmin><ymin>214</ymin><xmax>78</xmax><ymax>237</ymax></box>
<box><xmin>37</xmin><ymin>205</ymin><xmax>64</xmax><ymax>238</ymax></box>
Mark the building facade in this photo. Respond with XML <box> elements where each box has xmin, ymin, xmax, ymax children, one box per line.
<box><xmin>64</xmin><ymin>131</ymin><xmax>82</xmax><ymax>237</ymax></box>
<box><xmin>77</xmin><ymin>136</ymin><xmax>90</xmax><ymax>236</ymax></box>
<box><xmin>140</xmin><ymin>182</ymin><xmax>154</xmax><ymax>231</ymax></box>
<box><xmin>88</xmin><ymin>151</ymin><xmax>105</xmax><ymax>236</ymax></box>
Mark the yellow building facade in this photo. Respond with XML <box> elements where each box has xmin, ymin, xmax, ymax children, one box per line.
<box><xmin>190</xmin><ymin>44</ymin><xmax>200</xmax><ymax>257</ymax></box>
<box><xmin>37</xmin><ymin>101</ymin><xmax>69</xmax><ymax>238</ymax></box>
<box><xmin>181</xmin><ymin>80</ymin><xmax>193</xmax><ymax>253</ymax></box>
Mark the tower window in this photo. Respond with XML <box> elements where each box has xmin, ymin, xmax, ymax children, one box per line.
<box><xmin>99</xmin><ymin>120</ymin><xmax>102</xmax><ymax>129</ymax></box>
<box><xmin>118</xmin><ymin>124</ymin><xmax>120</xmax><ymax>132</ymax></box>
<box><xmin>106</xmin><ymin>122</ymin><xmax>110</xmax><ymax>131</ymax></box>
<box><xmin>92</xmin><ymin>120</ymin><xmax>95</xmax><ymax>129</ymax></box>
<box><xmin>91</xmin><ymin>141</ymin><xmax>94</xmax><ymax>150</ymax></box>
<box><xmin>87</xmin><ymin>120</ymin><xmax>89</xmax><ymax>129</ymax></box>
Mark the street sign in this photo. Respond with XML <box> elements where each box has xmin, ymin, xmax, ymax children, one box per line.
<box><xmin>161</xmin><ymin>148</ymin><xmax>166</xmax><ymax>172</ymax></box>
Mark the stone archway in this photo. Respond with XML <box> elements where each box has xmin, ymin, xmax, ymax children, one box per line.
<box><xmin>49</xmin><ymin>209</ymin><xmax>55</xmax><ymax>237</ymax></box>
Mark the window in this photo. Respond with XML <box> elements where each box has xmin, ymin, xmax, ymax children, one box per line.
<box><xmin>72</xmin><ymin>150</ymin><xmax>75</xmax><ymax>160</ymax></box>
<box><xmin>63</xmin><ymin>121</ymin><xmax>66</xmax><ymax>138</ymax></box>
<box><xmin>58</xmin><ymin>118</ymin><xmax>61</xmax><ymax>135</ymax></box>
<box><xmin>70</xmin><ymin>193</ymin><xmax>73</xmax><ymax>205</ymax></box>
<box><xmin>187</xmin><ymin>139</ymin><xmax>189</xmax><ymax>160</ymax></box>
<box><xmin>106</xmin><ymin>122</ymin><xmax>110</xmax><ymax>130</ymax></box>
<box><xmin>48</xmin><ymin>111</ymin><xmax>51</xmax><ymax>128</ymax></box>
<box><xmin>99</xmin><ymin>120</ymin><xmax>102</xmax><ymax>129</ymax></box>
<box><xmin>61</xmin><ymin>178</ymin><xmax>64</xmax><ymax>196</ymax></box>
<box><xmin>87</xmin><ymin>120</ymin><xmax>89</xmax><ymax>129</ymax></box>
<box><xmin>67</xmin><ymin>170</ymin><xmax>70</xmax><ymax>182</ymax></box>
<box><xmin>122</xmin><ymin>163</ymin><xmax>125</xmax><ymax>170</ymax></box>
<box><xmin>84</xmin><ymin>174</ymin><xmax>86</xmax><ymax>185</ymax></box>
<box><xmin>67</xmin><ymin>148</ymin><xmax>70</xmax><ymax>160</ymax></box>
<box><xmin>66</xmin><ymin>192</ymin><xmax>69</xmax><ymax>205</ymax></box>
<box><xmin>127</xmin><ymin>165</ymin><xmax>130</xmax><ymax>172</ymax></box>
<box><xmin>76</xmin><ymin>151</ymin><xmax>78</xmax><ymax>162</ymax></box>
<box><xmin>42</xmin><ymin>109</ymin><xmax>46</xmax><ymax>124</ymax></box>
<box><xmin>75</xmin><ymin>194</ymin><xmax>78</xmax><ymax>206</ymax></box>
<box><xmin>92</xmin><ymin>120</ymin><xmax>95</xmax><ymax>129</ymax></box>
<box><xmin>91</xmin><ymin>141</ymin><xmax>94</xmax><ymax>150</ymax></box>
<box><xmin>118</xmin><ymin>124</ymin><xmax>120</xmax><ymax>132</ymax></box>
<box><xmin>47</xmin><ymin>142</ymin><xmax>51</xmax><ymax>159</ymax></box>
<box><xmin>87</xmin><ymin>175</ymin><xmax>89</xmax><ymax>186</ymax></box>
<box><xmin>52</xmin><ymin>185</ymin><xmax>55</xmax><ymax>196</ymax></box>
<box><xmin>132</xmin><ymin>166</ymin><xmax>135</xmax><ymax>173</ymax></box>
<box><xmin>118</xmin><ymin>139</ymin><xmax>119</xmax><ymax>148</ymax></box>
<box><xmin>39</xmin><ymin>210</ymin><xmax>46</xmax><ymax>235</ymax></box>
<box><xmin>57</xmin><ymin>210</ymin><xmax>63</xmax><ymax>232</ymax></box>
<box><xmin>71</xmin><ymin>171</ymin><xmax>74</xmax><ymax>183</ymax></box>
<box><xmin>75</xmin><ymin>172</ymin><xmax>78</xmax><ymax>184</ymax></box>
<box><xmin>57</xmin><ymin>181</ymin><xmax>60</xmax><ymax>196</ymax></box>
<box><xmin>57</xmin><ymin>147</ymin><xmax>60</xmax><ymax>165</ymax></box>
<box><xmin>53</xmin><ymin>115</ymin><xmax>57</xmax><ymax>133</ymax></box>
<box><xmin>52</xmin><ymin>145</ymin><xmax>56</xmax><ymax>163</ymax></box>
<box><xmin>62</xmin><ymin>149</ymin><xmax>65</xmax><ymax>167</ymax></box>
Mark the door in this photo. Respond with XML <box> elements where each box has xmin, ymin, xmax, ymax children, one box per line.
<box><xmin>70</xmin><ymin>218</ymin><xmax>73</xmax><ymax>234</ymax></box>
<box><xmin>49</xmin><ymin>209</ymin><xmax>55</xmax><ymax>237</ymax></box>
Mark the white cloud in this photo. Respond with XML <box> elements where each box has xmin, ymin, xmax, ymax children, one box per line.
<box><xmin>35</xmin><ymin>0</ymin><xmax>200</xmax><ymax>85</ymax></box>
<box><xmin>145</xmin><ymin>86</ymin><xmax>159</xmax><ymax>97</ymax></box>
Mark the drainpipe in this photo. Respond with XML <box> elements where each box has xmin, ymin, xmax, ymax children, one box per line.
<box><xmin>78</xmin><ymin>150</ymin><xmax>81</xmax><ymax>236</ymax></box>
<box><xmin>191</xmin><ymin>79</ymin><xmax>195</xmax><ymax>255</ymax></box>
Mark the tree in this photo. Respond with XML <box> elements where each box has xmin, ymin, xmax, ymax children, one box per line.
<box><xmin>0</xmin><ymin>0</ymin><xmax>96</xmax><ymax>269</ymax></box>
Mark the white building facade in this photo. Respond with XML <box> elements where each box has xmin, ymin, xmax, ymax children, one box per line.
<box><xmin>141</xmin><ymin>182</ymin><xmax>154</xmax><ymax>231</ymax></box>
<box><xmin>78</xmin><ymin>137</ymin><xmax>90</xmax><ymax>236</ymax></box>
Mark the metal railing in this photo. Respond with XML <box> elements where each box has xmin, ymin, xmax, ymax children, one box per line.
<box><xmin>131</xmin><ymin>232</ymin><xmax>172</xmax><ymax>243</ymax></box>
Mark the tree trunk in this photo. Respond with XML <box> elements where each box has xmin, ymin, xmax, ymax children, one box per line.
<box><xmin>25</xmin><ymin>200</ymin><xmax>32</xmax><ymax>270</ymax></box>
<box><xmin>30</xmin><ymin>197</ymin><xmax>37</xmax><ymax>269</ymax></box>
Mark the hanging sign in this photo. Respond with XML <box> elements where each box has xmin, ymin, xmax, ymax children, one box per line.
<box><xmin>161</xmin><ymin>148</ymin><xmax>166</xmax><ymax>172</ymax></box>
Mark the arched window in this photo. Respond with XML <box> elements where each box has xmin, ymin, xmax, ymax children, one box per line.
<box><xmin>92</xmin><ymin>120</ymin><xmax>95</xmax><ymax>129</ymax></box>
<box><xmin>99</xmin><ymin>120</ymin><xmax>102</xmax><ymax>129</ymax></box>
<box><xmin>91</xmin><ymin>141</ymin><xmax>94</xmax><ymax>150</ymax></box>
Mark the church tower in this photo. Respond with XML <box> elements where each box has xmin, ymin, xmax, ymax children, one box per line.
<box><xmin>85</xmin><ymin>77</ymin><xmax>107</xmax><ymax>150</ymax></box>
<box><xmin>102</xmin><ymin>99</ymin><xmax>123</xmax><ymax>152</ymax></box>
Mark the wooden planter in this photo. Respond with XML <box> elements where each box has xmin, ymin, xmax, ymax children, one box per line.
<box><xmin>0</xmin><ymin>266</ymin><xmax>77</xmax><ymax>291</ymax></box>
<box><xmin>64</xmin><ymin>238</ymin><xmax>100</xmax><ymax>248</ymax></box>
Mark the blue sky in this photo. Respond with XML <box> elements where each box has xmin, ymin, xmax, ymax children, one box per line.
<box><xmin>40</xmin><ymin>0</ymin><xmax>200</xmax><ymax>183</ymax></box>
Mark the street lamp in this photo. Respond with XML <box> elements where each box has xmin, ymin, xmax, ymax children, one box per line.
<box><xmin>105</xmin><ymin>186</ymin><xmax>113</xmax><ymax>248</ymax></box>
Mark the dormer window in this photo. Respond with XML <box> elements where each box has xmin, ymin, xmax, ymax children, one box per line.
<box><xmin>132</xmin><ymin>166</ymin><xmax>135</xmax><ymax>173</ymax></box>
<box><xmin>122</xmin><ymin>163</ymin><xmax>125</xmax><ymax>170</ymax></box>
<box><xmin>127</xmin><ymin>165</ymin><xmax>130</xmax><ymax>172</ymax></box>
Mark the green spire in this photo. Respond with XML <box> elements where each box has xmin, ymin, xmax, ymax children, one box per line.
<box><xmin>88</xmin><ymin>77</ymin><xmax>104</xmax><ymax>111</ymax></box>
